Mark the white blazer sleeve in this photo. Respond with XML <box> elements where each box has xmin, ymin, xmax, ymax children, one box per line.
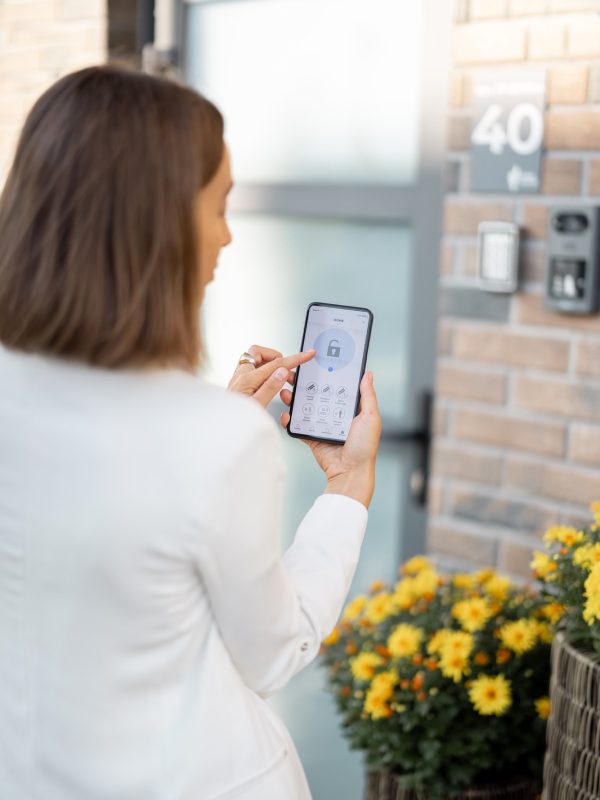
<box><xmin>195</xmin><ymin>410</ymin><xmax>368</xmax><ymax>699</ymax></box>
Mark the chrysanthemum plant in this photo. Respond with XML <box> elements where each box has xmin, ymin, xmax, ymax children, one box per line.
<box><xmin>530</xmin><ymin>501</ymin><xmax>600</xmax><ymax>657</ymax></box>
<box><xmin>320</xmin><ymin>556</ymin><xmax>554</xmax><ymax>799</ymax></box>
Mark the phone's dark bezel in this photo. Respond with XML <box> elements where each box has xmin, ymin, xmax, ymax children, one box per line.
<box><xmin>286</xmin><ymin>301</ymin><xmax>374</xmax><ymax>445</ymax></box>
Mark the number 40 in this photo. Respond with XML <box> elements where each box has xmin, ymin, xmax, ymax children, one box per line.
<box><xmin>471</xmin><ymin>102</ymin><xmax>543</xmax><ymax>156</ymax></box>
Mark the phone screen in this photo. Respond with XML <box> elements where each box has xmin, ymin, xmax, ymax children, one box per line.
<box><xmin>287</xmin><ymin>302</ymin><xmax>373</xmax><ymax>444</ymax></box>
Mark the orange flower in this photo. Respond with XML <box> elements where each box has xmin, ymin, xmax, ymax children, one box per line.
<box><xmin>424</xmin><ymin>658</ymin><xmax>439</xmax><ymax>671</ymax></box>
<box><xmin>411</xmin><ymin>672</ymin><xmax>425</xmax><ymax>691</ymax></box>
<box><xmin>497</xmin><ymin>648</ymin><xmax>511</xmax><ymax>664</ymax></box>
<box><xmin>345</xmin><ymin>641</ymin><xmax>358</xmax><ymax>655</ymax></box>
<box><xmin>400</xmin><ymin>679</ymin><xmax>410</xmax><ymax>689</ymax></box>
<box><xmin>369</xmin><ymin>579</ymin><xmax>386</xmax><ymax>594</ymax></box>
<box><xmin>412</xmin><ymin>654</ymin><xmax>424</xmax><ymax>665</ymax></box>
<box><xmin>374</xmin><ymin>645</ymin><xmax>391</xmax><ymax>658</ymax></box>
<box><xmin>340</xmin><ymin>686</ymin><xmax>352</xmax><ymax>697</ymax></box>
<box><xmin>416</xmin><ymin>691</ymin><xmax>427</xmax><ymax>702</ymax></box>
<box><xmin>359</xmin><ymin>619</ymin><xmax>372</xmax><ymax>628</ymax></box>
<box><xmin>474</xmin><ymin>652</ymin><xmax>490</xmax><ymax>666</ymax></box>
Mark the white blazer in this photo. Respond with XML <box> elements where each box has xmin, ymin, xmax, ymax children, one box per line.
<box><xmin>0</xmin><ymin>344</ymin><xmax>368</xmax><ymax>800</ymax></box>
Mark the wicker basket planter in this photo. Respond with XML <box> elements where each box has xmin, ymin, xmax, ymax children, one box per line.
<box><xmin>543</xmin><ymin>631</ymin><xmax>600</xmax><ymax>799</ymax></box>
<box><xmin>364</xmin><ymin>771</ymin><xmax>536</xmax><ymax>800</ymax></box>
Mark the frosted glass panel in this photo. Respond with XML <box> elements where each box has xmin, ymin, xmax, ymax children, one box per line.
<box><xmin>184</xmin><ymin>0</ymin><xmax>422</xmax><ymax>184</ymax></box>
<box><xmin>200</xmin><ymin>213</ymin><xmax>412</xmax><ymax>422</ymax></box>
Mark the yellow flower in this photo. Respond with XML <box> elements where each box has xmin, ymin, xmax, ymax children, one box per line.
<box><xmin>440</xmin><ymin>650</ymin><xmax>470</xmax><ymax>683</ymax></box>
<box><xmin>535</xmin><ymin>621</ymin><xmax>553</xmax><ymax>644</ymax></box>
<box><xmin>411</xmin><ymin>568</ymin><xmax>439</xmax><ymax>599</ymax></box>
<box><xmin>427</xmin><ymin>628</ymin><xmax>452</xmax><ymax>655</ymax></box>
<box><xmin>535</xmin><ymin>696</ymin><xmax>551</xmax><ymax>720</ymax></box>
<box><xmin>474</xmin><ymin>568</ymin><xmax>496</xmax><ymax>583</ymax></box>
<box><xmin>401</xmin><ymin>555</ymin><xmax>434</xmax><ymax>575</ymax></box>
<box><xmin>583</xmin><ymin>565</ymin><xmax>600</xmax><ymax>625</ymax></box>
<box><xmin>530</xmin><ymin>551</ymin><xmax>557</xmax><ymax>580</ymax></box>
<box><xmin>343</xmin><ymin>595</ymin><xmax>368</xmax><ymax>621</ymax></box>
<box><xmin>364</xmin><ymin>689</ymin><xmax>393</xmax><ymax>719</ymax></box>
<box><xmin>388</xmin><ymin>624</ymin><xmax>424</xmax><ymax>659</ymax></box>
<box><xmin>573</xmin><ymin>543</ymin><xmax>600</xmax><ymax>570</ymax></box>
<box><xmin>483</xmin><ymin>574</ymin><xmax>511</xmax><ymax>601</ymax></box>
<box><xmin>323</xmin><ymin>626</ymin><xmax>340</xmax><ymax>646</ymax></box>
<box><xmin>452</xmin><ymin>597</ymin><xmax>494</xmax><ymax>632</ymax></box>
<box><xmin>539</xmin><ymin>602</ymin><xmax>565</xmax><ymax>625</ymax></box>
<box><xmin>498</xmin><ymin>619</ymin><xmax>538</xmax><ymax>654</ymax></box>
<box><xmin>369</xmin><ymin>579</ymin><xmax>387</xmax><ymax>594</ymax></box>
<box><xmin>453</xmin><ymin>573</ymin><xmax>476</xmax><ymax>590</ymax></box>
<box><xmin>370</xmin><ymin>669</ymin><xmax>399</xmax><ymax>700</ymax></box>
<box><xmin>364</xmin><ymin>592</ymin><xmax>395</xmax><ymax>624</ymax></box>
<box><xmin>439</xmin><ymin>631</ymin><xmax>474</xmax><ymax>682</ymax></box>
<box><xmin>391</xmin><ymin>581</ymin><xmax>414</xmax><ymax>611</ymax></box>
<box><xmin>350</xmin><ymin>652</ymin><xmax>384</xmax><ymax>681</ymax></box>
<box><xmin>469</xmin><ymin>674</ymin><xmax>512</xmax><ymax>716</ymax></box>
<box><xmin>543</xmin><ymin>526</ymin><xmax>585</xmax><ymax>547</ymax></box>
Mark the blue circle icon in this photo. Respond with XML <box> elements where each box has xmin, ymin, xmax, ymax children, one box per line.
<box><xmin>313</xmin><ymin>328</ymin><xmax>355</xmax><ymax>372</ymax></box>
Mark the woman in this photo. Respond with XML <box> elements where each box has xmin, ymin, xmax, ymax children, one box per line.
<box><xmin>0</xmin><ymin>66</ymin><xmax>381</xmax><ymax>799</ymax></box>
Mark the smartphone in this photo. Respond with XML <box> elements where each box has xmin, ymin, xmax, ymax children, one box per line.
<box><xmin>286</xmin><ymin>302</ymin><xmax>374</xmax><ymax>444</ymax></box>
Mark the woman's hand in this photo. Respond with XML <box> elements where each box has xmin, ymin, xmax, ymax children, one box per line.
<box><xmin>227</xmin><ymin>344</ymin><xmax>317</xmax><ymax>408</ymax></box>
<box><xmin>279</xmin><ymin>370</ymin><xmax>382</xmax><ymax>507</ymax></box>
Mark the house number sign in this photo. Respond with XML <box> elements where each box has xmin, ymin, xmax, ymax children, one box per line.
<box><xmin>470</xmin><ymin>71</ymin><xmax>546</xmax><ymax>194</ymax></box>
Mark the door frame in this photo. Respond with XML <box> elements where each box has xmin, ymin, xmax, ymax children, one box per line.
<box><xmin>177</xmin><ymin>0</ymin><xmax>452</xmax><ymax>560</ymax></box>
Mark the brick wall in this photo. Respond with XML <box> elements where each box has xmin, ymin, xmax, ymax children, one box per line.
<box><xmin>428</xmin><ymin>0</ymin><xmax>600</xmax><ymax>579</ymax></box>
<box><xmin>0</xmin><ymin>0</ymin><xmax>114</xmax><ymax>187</ymax></box>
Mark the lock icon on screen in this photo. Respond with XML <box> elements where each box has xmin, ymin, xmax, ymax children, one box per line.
<box><xmin>327</xmin><ymin>339</ymin><xmax>341</xmax><ymax>358</ymax></box>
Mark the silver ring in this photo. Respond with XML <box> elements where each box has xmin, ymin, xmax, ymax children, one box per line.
<box><xmin>238</xmin><ymin>351</ymin><xmax>257</xmax><ymax>367</ymax></box>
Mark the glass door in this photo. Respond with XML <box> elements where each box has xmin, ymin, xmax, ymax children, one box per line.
<box><xmin>181</xmin><ymin>2</ymin><xmax>450</xmax><ymax>797</ymax></box>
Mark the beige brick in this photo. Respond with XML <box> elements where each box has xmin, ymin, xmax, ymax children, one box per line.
<box><xmin>542</xmin><ymin>158</ymin><xmax>582</xmax><ymax>197</ymax></box>
<box><xmin>528</xmin><ymin>19</ymin><xmax>566</xmax><ymax>59</ymax></box>
<box><xmin>440</xmin><ymin>243</ymin><xmax>455</xmax><ymax>276</ymax></box>
<box><xmin>570</xmin><ymin>423</ymin><xmax>600</xmax><ymax>466</ymax></box>
<box><xmin>431</xmin><ymin>443</ymin><xmax>503</xmax><ymax>484</ymax></box>
<box><xmin>0</xmin><ymin>2</ymin><xmax>56</xmax><ymax>24</ymax></box>
<box><xmin>437</xmin><ymin>320</ymin><xmax>453</xmax><ymax>355</ymax></box>
<box><xmin>515</xmin><ymin>293</ymin><xmax>600</xmax><ymax>332</ymax></box>
<box><xmin>427</xmin><ymin>480</ymin><xmax>444</xmax><ymax>516</ymax></box>
<box><xmin>548</xmin><ymin>66</ymin><xmax>588</xmax><ymax>105</ymax></box>
<box><xmin>589</xmin><ymin>161</ymin><xmax>600</xmax><ymax>195</ymax></box>
<box><xmin>55</xmin><ymin>0</ymin><xmax>105</xmax><ymax>20</ymax></box>
<box><xmin>449</xmin><ymin>74</ymin><xmax>465</xmax><ymax>108</ymax></box>
<box><xmin>447</xmin><ymin>115</ymin><xmax>471</xmax><ymax>150</ymax></box>
<box><xmin>449</xmin><ymin>488</ymin><xmax>558</xmax><ymax>534</ymax></box>
<box><xmin>455</xmin><ymin>0</ymin><xmax>470</xmax><ymax>23</ymax></box>
<box><xmin>509</xmin><ymin>0</ymin><xmax>548</xmax><ymax>13</ymax></box>
<box><xmin>452</xmin><ymin>325</ymin><xmax>570</xmax><ymax>371</ymax></box>
<box><xmin>515</xmin><ymin>375</ymin><xmax>600</xmax><ymax>421</ymax></box>
<box><xmin>546</xmin><ymin>111</ymin><xmax>600</xmax><ymax>150</ymax></box>
<box><xmin>567</xmin><ymin>15</ymin><xmax>600</xmax><ymax>57</ymax></box>
<box><xmin>498</xmin><ymin>540</ymin><xmax>539</xmax><ymax>581</ymax></box>
<box><xmin>455</xmin><ymin>409</ymin><xmax>565</xmax><ymax>457</ymax></box>
<box><xmin>433</xmin><ymin>404</ymin><xmax>449</xmax><ymax>435</ymax></box>
<box><xmin>436</xmin><ymin>363</ymin><xmax>507</xmax><ymax>404</ymax></box>
<box><xmin>461</xmin><ymin>244</ymin><xmax>478</xmax><ymax>277</ymax></box>
<box><xmin>469</xmin><ymin>0</ymin><xmax>508</xmax><ymax>19</ymax></box>
<box><xmin>444</xmin><ymin>201</ymin><xmax>514</xmax><ymax>235</ymax></box>
<box><xmin>505</xmin><ymin>456</ymin><xmax>600</xmax><ymax>507</ymax></box>
<box><xmin>550</xmin><ymin>0</ymin><xmax>600</xmax><ymax>9</ymax></box>
<box><xmin>453</xmin><ymin>20</ymin><xmax>527</xmax><ymax>64</ymax></box>
<box><xmin>522</xmin><ymin>205</ymin><xmax>549</xmax><ymax>240</ymax></box>
<box><xmin>427</xmin><ymin>523</ymin><xmax>498</xmax><ymax>566</ymax></box>
<box><xmin>575</xmin><ymin>339</ymin><xmax>600</xmax><ymax>378</ymax></box>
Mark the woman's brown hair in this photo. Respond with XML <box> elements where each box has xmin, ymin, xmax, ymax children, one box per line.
<box><xmin>0</xmin><ymin>64</ymin><xmax>224</xmax><ymax>371</ymax></box>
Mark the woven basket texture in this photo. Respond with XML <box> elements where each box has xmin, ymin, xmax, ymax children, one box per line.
<box><xmin>543</xmin><ymin>632</ymin><xmax>600</xmax><ymax>799</ymax></box>
<box><xmin>363</xmin><ymin>771</ymin><xmax>536</xmax><ymax>800</ymax></box>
